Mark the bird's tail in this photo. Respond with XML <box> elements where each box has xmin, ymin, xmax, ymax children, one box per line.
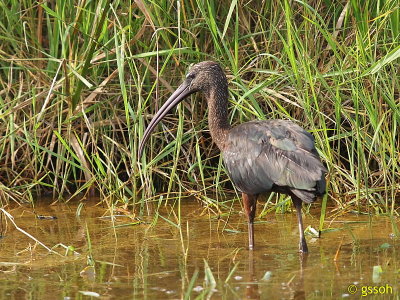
<box><xmin>290</xmin><ymin>175</ymin><xmax>326</xmax><ymax>203</ymax></box>
<box><xmin>316</xmin><ymin>176</ymin><xmax>326</xmax><ymax>196</ymax></box>
<box><xmin>290</xmin><ymin>189</ymin><xmax>317</xmax><ymax>203</ymax></box>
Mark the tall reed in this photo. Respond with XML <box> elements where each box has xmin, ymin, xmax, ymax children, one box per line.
<box><xmin>0</xmin><ymin>0</ymin><xmax>398</xmax><ymax>214</ymax></box>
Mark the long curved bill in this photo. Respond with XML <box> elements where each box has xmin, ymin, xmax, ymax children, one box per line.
<box><xmin>138</xmin><ymin>80</ymin><xmax>194</xmax><ymax>158</ymax></box>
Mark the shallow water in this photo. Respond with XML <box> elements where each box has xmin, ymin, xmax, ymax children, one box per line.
<box><xmin>0</xmin><ymin>199</ymin><xmax>399</xmax><ymax>299</ymax></box>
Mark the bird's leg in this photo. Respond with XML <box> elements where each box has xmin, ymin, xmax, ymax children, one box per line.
<box><xmin>292</xmin><ymin>196</ymin><xmax>308</xmax><ymax>253</ymax></box>
<box><xmin>242</xmin><ymin>193</ymin><xmax>258</xmax><ymax>250</ymax></box>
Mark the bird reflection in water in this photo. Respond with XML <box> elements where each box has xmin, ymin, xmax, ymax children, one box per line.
<box><xmin>244</xmin><ymin>252</ymin><xmax>307</xmax><ymax>299</ymax></box>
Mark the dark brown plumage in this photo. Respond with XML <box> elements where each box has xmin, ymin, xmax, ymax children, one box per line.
<box><xmin>139</xmin><ymin>61</ymin><xmax>326</xmax><ymax>253</ymax></box>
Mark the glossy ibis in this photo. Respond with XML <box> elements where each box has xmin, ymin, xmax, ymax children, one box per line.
<box><xmin>139</xmin><ymin>61</ymin><xmax>326</xmax><ymax>253</ymax></box>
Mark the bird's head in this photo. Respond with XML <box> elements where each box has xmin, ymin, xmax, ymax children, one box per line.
<box><xmin>138</xmin><ymin>61</ymin><xmax>227</xmax><ymax>158</ymax></box>
<box><xmin>183</xmin><ymin>61</ymin><xmax>227</xmax><ymax>94</ymax></box>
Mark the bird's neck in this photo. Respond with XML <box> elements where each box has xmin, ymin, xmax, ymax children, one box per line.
<box><xmin>206</xmin><ymin>88</ymin><xmax>231</xmax><ymax>150</ymax></box>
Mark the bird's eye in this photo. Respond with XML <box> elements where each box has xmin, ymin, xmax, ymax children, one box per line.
<box><xmin>186</xmin><ymin>73</ymin><xmax>195</xmax><ymax>80</ymax></box>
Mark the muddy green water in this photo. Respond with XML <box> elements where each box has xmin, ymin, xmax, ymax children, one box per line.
<box><xmin>0</xmin><ymin>199</ymin><xmax>399</xmax><ymax>299</ymax></box>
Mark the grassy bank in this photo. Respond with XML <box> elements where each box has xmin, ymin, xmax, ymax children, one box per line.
<box><xmin>0</xmin><ymin>0</ymin><xmax>399</xmax><ymax>213</ymax></box>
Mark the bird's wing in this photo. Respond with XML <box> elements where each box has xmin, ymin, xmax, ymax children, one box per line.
<box><xmin>223</xmin><ymin>120</ymin><xmax>326</xmax><ymax>196</ymax></box>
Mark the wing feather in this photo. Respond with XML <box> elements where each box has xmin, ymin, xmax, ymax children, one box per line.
<box><xmin>223</xmin><ymin>120</ymin><xmax>326</xmax><ymax>199</ymax></box>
